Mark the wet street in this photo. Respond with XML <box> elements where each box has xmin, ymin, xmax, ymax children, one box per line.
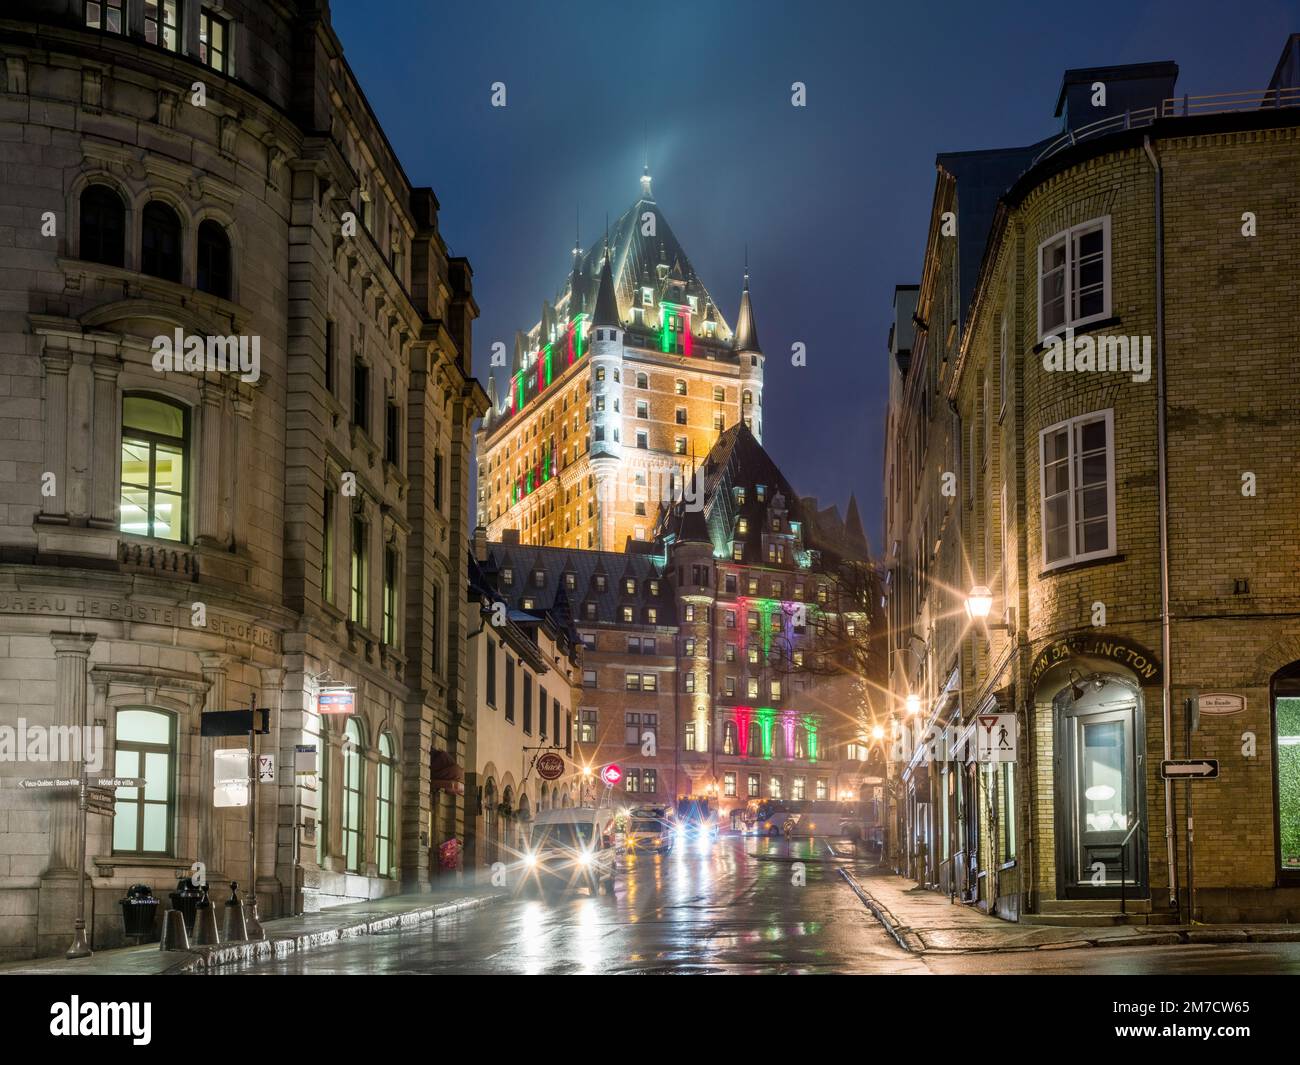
<box><xmin>242</xmin><ymin>836</ymin><xmax>1300</xmax><ymax>975</ymax></box>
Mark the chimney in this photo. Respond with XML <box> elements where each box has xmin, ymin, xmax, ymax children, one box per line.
<box><xmin>501</xmin><ymin>528</ymin><xmax>521</xmax><ymax>546</ymax></box>
<box><xmin>472</xmin><ymin>524</ymin><xmax>488</xmax><ymax>562</ymax></box>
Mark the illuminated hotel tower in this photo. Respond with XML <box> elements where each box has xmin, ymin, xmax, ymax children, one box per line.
<box><xmin>476</xmin><ymin>168</ymin><xmax>765</xmax><ymax>550</ymax></box>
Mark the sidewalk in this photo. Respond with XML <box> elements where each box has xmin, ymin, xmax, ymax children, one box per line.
<box><xmin>0</xmin><ymin>885</ymin><xmax>504</xmax><ymax>975</ymax></box>
<box><xmin>841</xmin><ymin>869</ymin><xmax>1300</xmax><ymax>954</ymax></box>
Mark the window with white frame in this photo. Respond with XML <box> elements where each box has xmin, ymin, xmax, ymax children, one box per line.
<box><xmin>1039</xmin><ymin>410</ymin><xmax>1115</xmax><ymax>569</ymax></box>
<box><xmin>1037</xmin><ymin>217</ymin><xmax>1110</xmax><ymax>339</ymax></box>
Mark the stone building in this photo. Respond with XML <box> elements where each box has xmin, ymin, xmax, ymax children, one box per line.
<box><xmin>0</xmin><ymin>0</ymin><xmax>484</xmax><ymax>958</ymax></box>
<box><xmin>478</xmin><ymin>426</ymin><xmax>884</xmax><ymax>826</ymax></box>
<box><xmin>476</xmin><ymin>169</ymin><xmax>764</xmax><ymax>552</ymax></box>
<box><xmin>884</xmin><ymin>40</ymin><xmax>1300</xmax><ymax>923</ymax></box>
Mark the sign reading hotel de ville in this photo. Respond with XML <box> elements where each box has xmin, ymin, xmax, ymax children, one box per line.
<box><xmin>1029</xmin><ymin>632</ymin><xmax>1161</xmax><ymax>689</ymax></box>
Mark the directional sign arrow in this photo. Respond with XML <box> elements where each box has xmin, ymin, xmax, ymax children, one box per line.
<box><xmin>1160</xmin><ymin>759</ymin><xmax>1219</xmax><ymax>780</ymax></box>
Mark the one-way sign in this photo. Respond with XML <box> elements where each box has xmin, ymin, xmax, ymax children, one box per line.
<box><xmin>1160</xmin><ymin>759</ymin><xmax>1219</xmax><ymax>780</ymax></box>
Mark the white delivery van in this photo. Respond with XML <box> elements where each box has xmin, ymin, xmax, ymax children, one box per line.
<box><xmin>522</xmin><ymin>806</ymin><xmax>618</xmax><ymax>897</ymax></box>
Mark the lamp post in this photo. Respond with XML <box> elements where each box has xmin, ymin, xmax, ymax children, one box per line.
<box><xmin>964</xmin><ymin>584</ymin><xmax>1009</xmax><ymax>629</ymax></box>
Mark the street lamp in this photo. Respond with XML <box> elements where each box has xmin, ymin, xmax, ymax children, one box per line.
<box><xmin>870</xmin><ymin>724</ymin><xmax>885</xmax><ymax>742</ymax></box>
<box><xmin>905</xmin><ymin>693</ymin><xmax>921</xmax><ymax>716</ymax></box>
<box><xmin>965</xmin><ymin>585</ymin><xmax>1009</xmax><ymax>629</ymax></box>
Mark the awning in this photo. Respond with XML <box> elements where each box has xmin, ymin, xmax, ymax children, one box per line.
<box><xmin>430</xmin><ymin>750</ymin><xmax>466</xmax><ymax>795</ymax></box>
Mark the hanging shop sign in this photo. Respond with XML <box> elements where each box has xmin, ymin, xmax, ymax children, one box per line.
<box><xmin>536</xmin><ymin>752</ymin><xmax>566</xmax><ymax>780</ymax></box>
<box><xmin>1029</xmin><ymin>633</ymin><xmax>1161</xmax><ymax>690</ymax></box>
<box><xmin>317</xmin><ymin>689</ymin><xmax>355</xmax><ymax>715</ymax></box>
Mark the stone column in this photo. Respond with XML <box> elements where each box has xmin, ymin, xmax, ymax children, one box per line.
<box><xmin>89</xmin><ymin>353</ymin><xmax>121</xmax><ymax>528</ymax></box>
<box><xmin>256</xmin><ymin>667</ymin><xmax>284</xmax><ymax>917</ymax></box>
<box><xmin>195</xmin><ymin>381</ymin><xmax>225</xmax><ymax>546</ymax></box>
<box><xmin>197</xmin><ymin>653</ymin><xmax>230</xmax><ymax>879</ymax></box>
<box><xmin>66</xmin><ymin>352</ymin><xmax>95</xmax><ymax>520</ymax></box>
<box><xmin>37</xmin><ymin>633</ymin><xmax>96</xmax><ymax>956</ymax></box>
<box><xmin>39</xmin><ymin>349</ymin><xmax>71</xmax><ymax>523</ymax></box>
<box><xmin>45</xmin><ymin>633</ymin><xmax>97</xmax><ymax>871</ymax></box>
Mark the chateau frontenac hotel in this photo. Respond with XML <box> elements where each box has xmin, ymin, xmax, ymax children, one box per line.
<box><xmin>476</xmin><ymin>169</ymin><xmax>765</xmax><ymax>551</ymax></box>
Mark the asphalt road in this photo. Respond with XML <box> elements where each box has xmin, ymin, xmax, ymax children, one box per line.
<box><xmin>241</xmin><ymin>835</ymin><xmax>1300</xmax><ymax>975</ymax></box>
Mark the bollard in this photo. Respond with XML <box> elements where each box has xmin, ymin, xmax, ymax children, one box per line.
<box><xmin>222</xmin><ymin>882</ymin><xmax>248</xmax><ymax>942</ymax></box>
<box><xmin>159</xmin><ymin>908</ymin><xmax>190</xmax><ymax>952</ymax></box>
<box><xmin>191</xmin><ymin>885</ymin><xmax>221</xmax><ymax>946</ymax></box>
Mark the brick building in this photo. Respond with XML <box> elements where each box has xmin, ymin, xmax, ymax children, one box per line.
<box><xmin>476</xmin><ymin>169</ymin><xmax>765</xmax><ymax>552</ymax></box>
<box><xmin>0</xmin><ymin>0</ymin><xmax>485</xmax><ymax>957</ymax></box>
<box><xmin>884</xmin><ymin>39</ymin><xmax>1300</xmax><ymax>922</ymax></box>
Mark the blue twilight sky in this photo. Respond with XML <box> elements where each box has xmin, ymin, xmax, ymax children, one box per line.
<box><xmin>331</xmin><ymin>0</ymin><xmax>1295</xmax><ymax>554</ymax></box>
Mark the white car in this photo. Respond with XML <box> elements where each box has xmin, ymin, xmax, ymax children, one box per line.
<box><xmin>521</xmin><ymin>807</ymin><xmax>618</xmax><ymax>897</ymax></box>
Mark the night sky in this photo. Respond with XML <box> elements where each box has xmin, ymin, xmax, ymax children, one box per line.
<box><xmin>332</xmin><ymin>0</ymin><xmax>1294</xmax><ymax>555</ymax></box>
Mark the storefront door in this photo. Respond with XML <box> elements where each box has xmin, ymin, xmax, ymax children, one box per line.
<box><xmin>1055</xmin><ymin>676</ymin><xmax>1146</xmax><ymax>897</ymax></box>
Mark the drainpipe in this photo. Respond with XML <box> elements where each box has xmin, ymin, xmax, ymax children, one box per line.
<box><xmin>1143</xmin><ymin>134</ymin><xmax>1179</xmax><ymax>917</ymax></box>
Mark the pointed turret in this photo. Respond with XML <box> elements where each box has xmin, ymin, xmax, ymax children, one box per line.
<box><xmin>593</xmin><ymin>251</ymin><xmax>620</xmax><ymax>329</ymax></box>
<box><xmin>734</xmin><ymin>270</ymin><xmax>761</xmax><ymax>354</ymax></box>
<box><xmin>511</xmin><ymin>331</ymin><xmax>525</xmax><ymax>374</ymax></box>
<box><xmin>486</xmin><ymin>374</ymin><xmax>498</xmax><ymax>417</ymax></box>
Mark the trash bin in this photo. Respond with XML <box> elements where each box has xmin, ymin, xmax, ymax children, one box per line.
<box><xmin>169</xmin><ymin>876</ymin><xmax>202</xmax><ymax>932</ymax></box>
<box><xmin>119</xmin><ymin>883</ymin><xmax>160</xmax><ymax>941</ymax></box>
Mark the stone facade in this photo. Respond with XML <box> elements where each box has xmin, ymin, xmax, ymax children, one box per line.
<box><xmin>0</xmin><ymin>0</ymin><xmax>484</xmax><ymax>958</ymax></box>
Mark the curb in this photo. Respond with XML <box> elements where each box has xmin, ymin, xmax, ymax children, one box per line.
<box><xmin>835</xmin><ymin>873</ymin><xmax>1296</xmax><ymax>956</ymax></box>
<box><xmin>837</xmin><ymin>868</ymin><xmax>922</xmax><ymax>953</ymax></box>
<box><xmin>160</xmin><ymin>893</ymin><xmax>503</xmax><ymax>974</ymax></box>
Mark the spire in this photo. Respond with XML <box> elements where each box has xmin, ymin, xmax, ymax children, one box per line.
<box><xmin>511</xmin><ymin>330</ymin><xmax>525</xmax><ymax>374</ymax></box>
<box><xmin>593</xmin><ymin>240</ymin><xmax>620</xmax><ymax>328</ymax></box>
<box><xmin>845</xmin><ymin>493</ymin><xmax>867</xmax><ymax>549</ymax></box>
<box><xmin>640</xmin><ymin>162</ymin><xmax>653</xmax><ymax>201</ymax></box>
<box><xmin>734</xmin><ymin>267</ymin><xmax>761</xmax><ymax>353</ymax></box>
<box><xmin>487</xmin><ymin>373</ymin><xmax>498</xmax><ymax>411</ymax></box>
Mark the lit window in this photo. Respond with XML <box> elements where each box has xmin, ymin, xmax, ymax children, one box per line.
<box><xmin>342</xmin><ymin>720</ymin><xmax>363</xmax><ymax>872</ymax></box>
<box><xmin>349</xmin><ymin>516</ymin><xmax>368</xmax><ymax>624</ymax></box>
<box><xmin>375</xmin><ymin>733</ymin><xmax>396</xmax><ymax>877</ymax></box>
<box><xmin>199</xmin><ymin>8</ymin><xmax>230</xmax><ymax>73</ymax></box>
<box><xmin>119</xmin><ymin>395</ymin><xmax>188</xmax><ymax>542</ymax></box>
<box><xmin>112</xmin><ymin>708</ymin><xmax>175</xmax><ymax>855</ymax></box>
<box><xmin>144</xmin><ymin>1</ymin><xmax>181</xmax><ymax>51</ymax></box>
<box><xmin>85</xmin><ymin>0</ymin><xmax>126</xmax><ymax>34</ymax></box>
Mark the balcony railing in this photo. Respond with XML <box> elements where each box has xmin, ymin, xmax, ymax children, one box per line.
<box><xmin>1031</xmin><ymin>86</ymin><xmax>1300</xmax><ymax>167</ymax></box>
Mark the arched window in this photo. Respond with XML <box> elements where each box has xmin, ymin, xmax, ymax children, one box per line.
<box><xmin>119</xmin><ymin>395</ymin><xmax>188</xmax><ymax>541</ymax></box>
<box><xmin>196</xmin><ymin>219</ymin><xmax>232</xmax><ymax>299</ymax></box>
<box><xmin>723</xmin><ymin>721</ymin><xmax>737</xmax><ymax>755</ymax></box>
<box><xmin>80</xmin><ymin>185</ymin><xmax>125</xmax><ymax>267</ymax></box>
<box><xmin>141</xmin><ymin>201</ymin><xmax>182</xmax><ymax>282</ymax></box>
<box><xmin>749</xmin><ymin>721</ymin><xmax>763</xmax><ymax>757</ymax></box>
<box><xmin>375</xmin><ymin>733</ymin><xmax>396</xmax><ymax>878</ymax></box>
<box><xmin>636</xmin><ymin>372</ymin><xmax>649</xmax><ymax>390</ymax></box>
<box><xmin>112</xmin><ymin>708</ymin><xmax>175</xmax><ymax>856</ymax></box>
<box><xmin>342</xmin><ymin>719</ymin><xmax>363</xmax><ymax>873</ymax></box>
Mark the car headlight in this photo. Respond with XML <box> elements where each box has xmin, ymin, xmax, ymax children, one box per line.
<box><xmin>576</xmin><ymin>850</ymin><xmax>593</xmax><ymax>867</ymax></box>
<box><xmin>524</xmin><ymin>852</ymin><xmax>537</xmax><ymax>868</ymax></box>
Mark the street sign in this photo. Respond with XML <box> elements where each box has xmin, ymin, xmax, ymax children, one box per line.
<box><xmin>91</xmin><ymin>777</ymin><xmax>146</xmax><ymax>789</ymax></box>
<box><xmin>600</xmin><ymin>764</ymin><xmax>622</xmax><ymax>787</ymax></box>
<box><xmin>200</xmin><ymin>708</ymin><xmax>270</xmax><ymax>736</ymax></box>
<box><xmin>18</xmin><ymin>778</ymin><xmax>81</xmax><ymax>789</ymax></box>
<box><xmin>975</xmin><ymin>714</ymin><xmax>1016</xmax><ymax>763</ymax></box>
<box><xmin>214</xmin><ymin>748</ymin><xmax>250</xmax><ymax>807</ymax></box>
<box><xmin>1161</xmin><ymin>759</ymin><xmax>1219</xmax><ymax>780</ymax></box>
<box><xmin>257</xmin><ymin>754</ymin><xmax>275</xmax><ymax>783</ymax></box>
<box><xmin>18</xmin><ymin>776</ymin><xmax>144</xmax><ymax>790</ymax></box>
<box><xmin>537</xmin><ymin>752</ymin><xmax>565</xmax><ymax>780</ymax></box>
<box><xmin>294</xmin><ymin>744</ymin><xmax>317</xmax><ymax>775</ymax></box>
<box><xmin>1198</xmin><ymin>693</ymin><xmax>1245</xmax><ymax>716</ymax></box>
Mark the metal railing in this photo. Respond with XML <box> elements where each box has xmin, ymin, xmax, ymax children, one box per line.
<box><xmin>1031</xmin><ymin>86</ymin><xmax>1300</xmax><ymax>167</ymax></box>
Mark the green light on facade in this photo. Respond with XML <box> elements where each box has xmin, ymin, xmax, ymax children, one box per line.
<box><xmin>543</xmin><ymin>344</ymin><xmax>552</xmax><ymax>387</ymax></box>
<box><xmin>804</xmin><ymin>715</ymin><xmax>819</xmax><ymax>762</ymax></box>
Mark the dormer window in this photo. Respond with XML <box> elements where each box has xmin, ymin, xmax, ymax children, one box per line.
<box><xmin>624</xmin><ymin>578</ymin><xmax>636</xmax><ymax>595</ymax></box>
<box><xmin>756</xmin><ymin>484</ymin><xmax>766</xmax><ymax>501</ymax></box>
<box><xmin>533</xmin><ymin>569</ymin><xmax>545</xmax><ymax>588</ymax></box>
<box><xmin>564</xmin><ymin>573</ymin><xmax>576</xmax><ymax>590</ymax></box>
<box><xmin>595</xmin><ymin>575</ymin><xmax>607</xmax><ymax>592</ymax></box>
<box><xmin>648</xmin><ymin>580</ymin><xmax>660</xmax><ymax>596</ymax></box>
<box><xmin>737</xmin><ymin>518</ymin><xmax>749</xmax><ymax>535</ymax></box>
<box><xmin>735</xmin><ymin>487</ymin><xmax>746</xmax><ymax>505</ymax></box>
<box><xmin>642</xmin><ymin>288</ymin><xmax>654</xmax><ymax>307</ymax></box>
<box><xmin>501</xmin><ymin>568</ymin><xmax>513</xmax><ymax>586</ymax></box>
